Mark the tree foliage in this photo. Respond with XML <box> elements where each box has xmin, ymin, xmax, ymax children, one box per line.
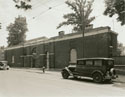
<box><xmin>7</xmin><ymin>16</ymin><xmax>28</xmax><ymax>47</ymax></box>
<box><xmin>13</xmin><ymin>0</ymin><xmax>32</xmax><ymax>10</ymax></box>
<box><xmin>116</xmin><ymin>42</ymin><xmax>125</xmax><ymax>56</ymax></box>
<box><xmin>104</xmin><ymin>0</ymin><xmax>125</xmax><ymax>25</ymax></box>
<box><xmin>57</xmin><ymin>0</ymin><xmax>95</xmax><ymax>32</ymax></box>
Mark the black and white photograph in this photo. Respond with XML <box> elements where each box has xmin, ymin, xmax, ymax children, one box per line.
<box><xmin>0</xmin><ymin>0</ymin><xmax>125</xmax><ymax>97</ymax></box>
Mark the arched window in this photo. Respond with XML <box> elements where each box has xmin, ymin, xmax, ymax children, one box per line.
<box><xmin>70</xmin><ymin>49</ymin><xmax>77</xmax><ymax>63</ymax></box>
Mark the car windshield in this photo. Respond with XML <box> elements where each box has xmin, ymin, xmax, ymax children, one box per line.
<box><xmin>107</xmin><ymin>60</ymin><xmax>114</xmax><ymax>68</ymax></box>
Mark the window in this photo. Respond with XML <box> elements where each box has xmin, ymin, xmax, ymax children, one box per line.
<box><xmin>94</xmin><ymin>60</ymin><xmax>102</xmax><ymax>66</ymax></box>
<box><xmin>77</xmin><ymin>60</ymin><xmax>84</xmax><ymax>65</ymax></box>
<box><xmin>86</xmin><ymin>60</ymin><xmax>93</xmax><ymax>66</ymax></box>
<box><xmin>12</xmin><ymin>56</ymin><xmax>15</xmax><ymax>63</ymax></box>
<box><xmin>70</xmin><ymin>49</ymin><xmax>77</xmax><ymax>63</ymax></box>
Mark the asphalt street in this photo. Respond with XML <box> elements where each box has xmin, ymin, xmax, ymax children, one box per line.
<box><xmin>0</xmin><ymin>68</ymin><xmax>125</xmax><ymax>97</ymax></box>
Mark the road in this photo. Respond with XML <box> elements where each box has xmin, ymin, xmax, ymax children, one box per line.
<box><xmin>0</xmin><ymin>68</ymin><xmax>125</xmax><ymax>97</ymax></box>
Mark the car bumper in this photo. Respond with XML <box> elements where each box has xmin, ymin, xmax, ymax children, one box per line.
<box><xmin>105</xmin><ymin>74</ymin><xmax>118</xmax><ymax>79</ymax></box>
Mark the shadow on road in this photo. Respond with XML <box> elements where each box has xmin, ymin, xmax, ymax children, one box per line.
<box><xmin>68</xmin><ymin>77</ymin><xmax>114</xmax><ymax>85</ymax></box>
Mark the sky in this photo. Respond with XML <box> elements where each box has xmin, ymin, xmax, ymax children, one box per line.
<box><xmin>0</xmin><ymin>0</ymin><xmax>125</xmax><ymax>47</ymax></box>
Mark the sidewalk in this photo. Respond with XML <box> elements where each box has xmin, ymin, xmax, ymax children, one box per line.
<box><xmin>12</xmin><ymin>67</ymin><xmax>125</xmax><ymax>83</ymax></box>
<box><xmin>12</xmin><ymin>67</ymin><xmax>62</xmax><ymax>73</ymax></box>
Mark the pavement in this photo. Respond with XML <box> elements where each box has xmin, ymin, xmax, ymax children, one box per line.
<box><xmin>1</xmin><ymin>68</ymin><xmax>125</xmax><ymax>97</ymax></box>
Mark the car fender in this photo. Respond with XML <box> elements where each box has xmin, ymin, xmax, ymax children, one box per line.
<box><xmin>62</xmin><ymin>67</ymin><xmax>73</xmax><ymax>76</ymax></box>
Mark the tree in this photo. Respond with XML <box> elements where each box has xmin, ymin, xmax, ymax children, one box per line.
<box><xmin>116</xmin><ymin>42</ymin><xmax>125</xmax><ymax>56</ymax></box>
<box><xmin>7</xmin><ymin>16</ymin><xmax>28</xmax><ymax>47</ymax></box>
<box><xmin>57</xmin><ymin>0</ymin><xmax>95</xmax><ymax>32</ymax></box>
<box><xmin>13</xmin><ymin>0</ymin><xmax>32</xmax><ymax>10</ymax></box>
<box><xmin>57</xmin><ymin>0</ymin><xmax>95</xmax><ymax>57</ymax></box>
<box><xmin>104</xmin><ymin>0</ymin><xmax>125</xmax><ymax>25</ymax></box>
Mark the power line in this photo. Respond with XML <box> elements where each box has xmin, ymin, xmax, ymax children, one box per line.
<box><xmin>0</xmin><ymin>0</ymin><xmax>65</xmax><ymax>38</ymax></box>
<box><xmin>31</xmin><ymin>2</ymin><xmax>65</xmax><ymax>19</ymax></box>
<box><xmin>1</xmin><ymin>0</ymin><xmax>64</xmax><ymax>26</ymax></box>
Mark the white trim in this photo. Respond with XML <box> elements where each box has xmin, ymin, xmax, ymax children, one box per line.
<box><xmin>26</xmin><ymin>55</ymin><xmax>32</xmax><ymax>57</ymax></box>
<box><xmin>40</xmin><ymin>54</ymin><xmax>46</xmax><ymax>56</ymax></box>
<box><xmin>49</xmin><ymin>53</ymin><xmax>54</xmax><ymax>55</ymax></box>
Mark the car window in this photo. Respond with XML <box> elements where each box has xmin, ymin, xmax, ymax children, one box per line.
<box><xmin>77</xmin><ymin>60</ymin><xmax>84</xmax><ymax>65</ymax></box>
<box><xmin>107</xmin><ymin>60</ymin><xmax>114</xmax><ymax>68</ymax></box>
<box><xmin>108</xmin><ymin>60</ymin><xmax>113</xmax><ymax>65</ymax></box>
<box><xmin>86</xmin><ymin>60</ymin><xmax>93</xmax><ymax>66</ymax></box>
<box><xmin>94</xmin><ymin>60</ymin><xmax>102</xmax><ymax>66</ymax></box>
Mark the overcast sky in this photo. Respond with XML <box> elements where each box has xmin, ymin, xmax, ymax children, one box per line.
<box><xmin>0</xmin><ymin>0</ymin><xmax>125</xmax><ymax>47</ymax></box>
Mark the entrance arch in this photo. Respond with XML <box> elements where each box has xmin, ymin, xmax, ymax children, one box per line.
<box><xmin>70</xmin><ymin>49</ymin><xmax>77</xmax><ymax>63</ymax></box>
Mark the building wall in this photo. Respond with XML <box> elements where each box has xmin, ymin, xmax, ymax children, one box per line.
<box><xmin>5</xmin><ymin>27</ymin><xmax>118</xmax><ymax>69</ymax></box>
<box><xmin>5</xmin><ymin>47</ymin><xmax>23</xmax><ymax>67</ymax></box>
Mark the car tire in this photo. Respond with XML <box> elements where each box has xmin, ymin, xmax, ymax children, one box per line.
<box><xmin>93</xmin><ymin>73</ymin><xmax>103</xmax><ymax>83</ymax></box>
<box><xmin>62</xmin><ymin>70</ymin><xmax>69</xmax><ymax>79</ymax></box>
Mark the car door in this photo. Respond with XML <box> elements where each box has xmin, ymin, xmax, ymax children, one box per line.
<box><xmin>82</xmin><ymin>60</ymin><xmax>94</xmax><ymax>77</ymax></box>
<box><xmin>75</xmin><ymin>60</ymin><xmax>86</xmax><ymax>76</ymax></box>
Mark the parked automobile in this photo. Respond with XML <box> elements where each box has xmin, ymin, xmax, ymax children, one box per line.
<box><xmin>0</xmin><ymin>61</ymin><xmax>9</xmax><ymax>70</ymax></box>
<box><xmin>61</xmin><ymin>58</ymin><xmax>118</xmax><ymax>83</ymax></box>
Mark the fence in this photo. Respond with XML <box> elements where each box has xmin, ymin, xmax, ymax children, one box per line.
<box><xmin>113</xmin><ymin>56</ymin><xmax>125</xmax><ymax>65</ymax></box>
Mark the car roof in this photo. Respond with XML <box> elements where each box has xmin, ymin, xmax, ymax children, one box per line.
<box><xmin>77</xmin><ymin>57</ymin><xmax>114</xmax><ymax>61</ymax></box>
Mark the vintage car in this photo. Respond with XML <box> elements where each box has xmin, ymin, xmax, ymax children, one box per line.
<box><xmin>0</xmin><ymin>61</ymin><xmax>10</xmax><ymax>70</ymax></box>
<box><xmin>61</xmin><ymin>58</ymin><xmax>118</xmax><ymax>83</ymax></box>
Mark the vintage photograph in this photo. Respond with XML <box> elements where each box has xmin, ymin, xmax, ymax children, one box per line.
<box><xmin>0</xmin><ymin>0</ymin><xmax>125</xmax><ymax>97</ymax></box>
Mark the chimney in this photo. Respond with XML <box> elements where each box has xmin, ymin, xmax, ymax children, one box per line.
<box><xmin>58</xmin><ymin>31</ymin><xmax>65</xmax><ymax>37</ymax></box>
<box><xmin>85</xmin><ymin>24</ymin><xmax>93</xmax><ymax>30</ymax></box>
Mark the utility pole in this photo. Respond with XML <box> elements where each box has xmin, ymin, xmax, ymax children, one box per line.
<box><xmin>82</xmin><ymin>24</ymin><xmax>85</xmax><ymax>58</ymax></box>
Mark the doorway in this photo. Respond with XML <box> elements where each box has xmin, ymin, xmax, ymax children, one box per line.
<box><xmin>70</xmin><ymin>49</ymin><xmax>77</xmax><ymax>63</ymax></box>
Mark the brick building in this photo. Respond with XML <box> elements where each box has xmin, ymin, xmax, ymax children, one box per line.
<box><xmin>5</xmin><ymin>26</ymin><xmax>118</xmax><ymax>69</ymax></box>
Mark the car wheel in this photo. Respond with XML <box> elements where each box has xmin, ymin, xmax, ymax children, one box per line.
<box><xmin>93</xmin><ymin>73</ymin><xmax>103</xmax><ymax>83</ymax></box>
<box><xmin>62</xmin><ymin>70</ymin><xmax>69</xmax><ymax>79</ymax></box>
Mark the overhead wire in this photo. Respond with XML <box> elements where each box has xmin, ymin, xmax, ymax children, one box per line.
<box><xmin>0</xmin><ymin>0</ymin><xmax>65</xmax><ymax>38</ymax></box>
<box><xmin>31</xmin><ymin>1</ymin><xmax>65</xmax><ymax>20</ymax></box>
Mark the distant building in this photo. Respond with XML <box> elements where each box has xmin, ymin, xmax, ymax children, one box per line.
<box><xmin>4</xmin><ymin>26</ymin><xmax>118</xmax><ymax>69</ymax></box>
